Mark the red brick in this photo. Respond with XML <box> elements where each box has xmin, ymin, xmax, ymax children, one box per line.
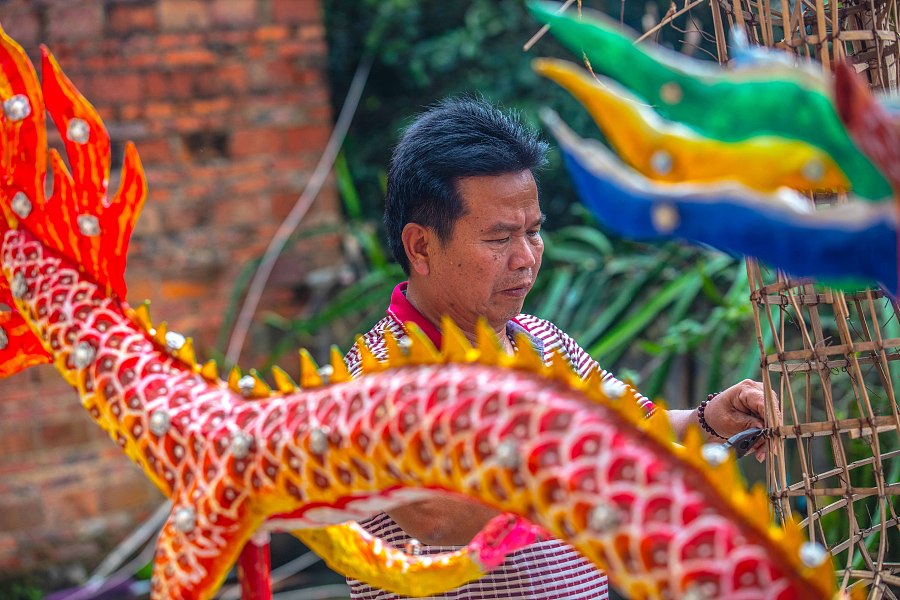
<box><xmin>157</xmin><ymin>32</ymin><xmax>205</xmax><ymax>49</ymax></box>
<box><xmin>190</xmin><ymin>97</ymin><xmax>233</xmax><ymax>115</ymax></box>
<box><xmin>89</xmin><ymin>71</ymin><xmax>145</xmax><ymax>105</ymax></box>
<box><xmin>46</xmin><ymin>485</ymin><xmax>101</xmax><ymax>526</ymax></box>
<box><xmin>255</xmin><ymin>25</ymin><xmax>290</xmax><ymax>42</ymax></box>
<box><xmin>0</xmin><ymin>422</ymin><xmax>38</xmax><ymax>459</ymax></box>
<box><xmin>218</xmin><ymin>63</ymin><xmax>249</xmax><ymax>94</ymax></box>
<box><xmin>158</xmin><ymin>0</ymin><xmax>210</xmax><ymax>31</ymax></box>
<box><xmin>144</xmin><ymin>101</ymin><xmax>176</xmax><ymax>120</ymax></box>
<box><xmin>229</xmin><ymin>126</ymin><xmax>282</xmax><ymax>157</ymax></box>
<box><xmin>164</xmin><ymin>48</ymin><xmax>218</xmax><ymax>67</ymax></box>
<box><xmin>117</xmin><ymin>51</ymin><xmax>160</xmax><ymax>69</ymax></box>
<box><xmin>273</xmin><ymin>0</ymin><xmax>320</xmax><ymax>24</ymax></box>
<box><xmin>271</xmin><ymin>189</ymin><xmax>302</xmax><ymax>220</ymax></box>
<box><xmin>211</xmin><ymin>0</ymin><xmax>258</xmax><ymax>27</ymax></box>
<box><xmin>144</xmin><ymin>70</ymin><xmax>189</xmax><ymax>100</ymax></box>
<box><xmin>246</xmin><ymin>43</ymin><xmax>267</xmax><ymax>59</ymax></box>
<box><xmin>0</xmin><ymin>495</ymin><xmax>45</xmax><ymax>532</ymax></box>
<box><xmin>134</xmin><ymin>138</ymin><xmax>174</xmax><ymax>164</ymax></box>
<box><xmin>46</xmin><ymin>1</ymin><xmax>105</xmax><ymax>42</ymax></box>
<box><xmin>106</xmin><ymin>3</ymin><xmax>158</xmax><ymax>35</ymax></box>
<box><xmin>283</xmin><ymin>124</ymin><xmax>330</xmax><ymax>153</ymax></box>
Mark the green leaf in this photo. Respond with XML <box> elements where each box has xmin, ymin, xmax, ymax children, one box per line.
<box><xmin>335</xmin><ymin>150</ymin><xmax>363</xmax><ymax>220</ymax></box>
<box><xmin>588</xmin><ymin>255</ymin><xmax>732</xmax><ymax>362</ymax></box>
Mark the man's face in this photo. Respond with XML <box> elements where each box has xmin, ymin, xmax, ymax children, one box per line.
<box><xmin>428</xmin><ymin>170</ymin><xmax>544</xmax><ymax>330</ymax></box>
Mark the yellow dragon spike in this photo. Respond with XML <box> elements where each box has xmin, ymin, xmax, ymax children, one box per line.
<box><xmin>356</xmin><ymin>336</ymin><xmax>383</xmax><ymax>374</ymax></box>
<box><xmin>440</xmin><ymin>316</ymin><xmax>476</xmax><ymax>363</ymax></box>
<box><xmin>174</xmin><ymin>337</ymin><xmax>196</xmax><ymax>368</ymax></box>
<box><xmin>546</xmin><ymin>351</ymin><xmax>575</xmax><ymax>385</ymax></box>
<box><xmin>271</xmin><ymin>365</ymin><xmax>299</xmax><ymax>393</ymax></box>
<box><xmin>382</xmin><ymin>329</ymin><xmax>409</xmax><ymax>367</ymax></box>
<box><xmin>744</xmin><ymin>482</ymin><xmax>772</xmax><ymax>531</ymax></box>
<box><xmin>474</xmin><ymin>318</ymin><xmax>501</xmax><ymax>366</ymax></box>
<box><xmin>681</xmin><ymin>424</ymin><xmax>706</xmax><ymax>461</ymax></box>
<box><xmin>505</xmin><ymin>332</ymin><xmax>546</xmax><ymax>374</ymax></box>
<box><xmin>405</xmin><ymin>323</ymin><xmax>441</xmax><ymax>365</ymax></box>
<box><xmin>200</xmin><ymin>359</ymin><xmax>219</xmax><ymax>382</ymax></box>
<box><xmin>298</xmin><ymin>349</ymin><xmax>323</xmax><ymax>389</ymax></box>
<box><xmin>152</xmin><ymin>321</ymin><xmax>168</xmax><ymax>347</ymax></box>
<box><xmin>227</xmin><ymin>366</ymin><xmax>243</xmax><ymax>393</ymax></box>
<box><xmin>637</xmin><ymin>406</ymin><xmax>675</xmax><ymax>445</ymax></box>
<box><xmin>131</xmin><ymin>301</ymin><xmax>153</xmax><ymax>333</ymax></box>
<box><xmin>247</xmin><ymin>369</ymin><xmax>272</xmax><ymax>397</ymax></box>
<box><xmin>329</xmin><ymin>346</ymin><xmax>351</xmax><ymax>384</ymax></box>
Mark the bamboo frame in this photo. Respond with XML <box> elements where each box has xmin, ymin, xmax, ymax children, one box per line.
<box><xmin>641</xmin><ymin>0</ymin><xmax>900</xmax><ymax>594</ymax></box>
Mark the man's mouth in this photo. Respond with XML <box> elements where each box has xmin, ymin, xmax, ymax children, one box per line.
<box><xmin>499</xmin><ymin>282</ymin><xmax>532</xmax><ymax>296</ymax></box>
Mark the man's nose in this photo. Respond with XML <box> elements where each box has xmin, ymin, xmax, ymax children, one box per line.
<box><xmin>509</xmin><ymin>235</ymin><xmax>537</xmax><ymax>270</ymax></box>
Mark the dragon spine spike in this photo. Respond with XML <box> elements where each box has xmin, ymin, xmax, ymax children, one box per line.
<box><xmin>682</xmin><ymin>421</ymin><xmax>706</xmax><ymax>457</ymax></box>
<box><xmin>329</xmin><ymin>346</ymin><xmax>351</xmax><ymax>383</ymax></box>
<box><xmin>747</xmin><ymin>482</ymin><xmax>773</xmax><ymax>530</ymax></box>
<box><xmin>271</xmin><ymin>365</ymin><xmax>299</xmax><ymax>393</ymax></box>
<box><xmin>200</xmin><ymin>359</ymin><xmax>219</xmax><ymax>381</ymax></box>
<box><xmin>174</xmin><ymin>337</ymin><xmax>196</xmax><ymax>367</ymax></box>
<box><xmin>355</xmin><ymin>335</ymin><xmax>383</xmax><ymax>373</ymax></box>
<box><xmin>508</xmin><ymin>332</ymin><xmax>545</xmax><ymax>373</ymax></box>
<box><xmin>404</xmin><ymin>322</ymin><xmax>441</xmax><ymax>364</ymax></box>
<box><xmin>227</xmin><ymin>365</ymin><xmax>243</xmax><ymax>391</ymax></box>
<box><xmin>382</xmin><ymin>329</ymin><xmax>408</xmax><ymax>367</ymax></box>
<box><xmin>474</xmin><ymin>318</ymin><xmax>502</xmax><ymax>365</ymax></box>
<box><xmin>439</xmin><ymin>315</ymin><xmax>476</xmax><ymax>363</ymax></box>
<box><xmin>298</xmin><ymin>348</ymin><xmax>322</xmax><ymax>388</ymax></box>
<box><xmin>248</xmin><ymin>369</ymin><xmax>272</xmax><ymax>396</ymax></box>
<box><xmin>132</xmin><ymin>301</ymin><xmax>153</xmax><ymax>332</ymax></box>
<box><xmin>152</xmin><ymin>321</ymin><xmax>168</xmax><ymax>347</ymax></box>
<box><xmin>644</xmin><ymin>408</ymin><xmax>676</xmax><ymax>445</ymax></box>
<box><xmin>547</xmin><ymin>350</ymin><xmax>575</xmax><ymax>384</ymax></box>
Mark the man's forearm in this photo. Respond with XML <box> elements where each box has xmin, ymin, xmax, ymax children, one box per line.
<box><xmin>667</xmin><ymin>408</ymin><xmax>702</xmax><ymax>440</ymax></box>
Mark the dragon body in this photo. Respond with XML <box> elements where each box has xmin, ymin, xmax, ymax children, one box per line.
<box><xmin>527</xmin><ymin>1</ymin><xmax>892</xmax><ymax>201</ymax></box>
<box><xmin>533</xmin><ymin>59</ymin><xmax>850</xmax><ymax>194</ymax></box>
<box><xmin>0</xmin><ymin>25</ymin><xmax>836</xmax><ymax>600</ymax></box>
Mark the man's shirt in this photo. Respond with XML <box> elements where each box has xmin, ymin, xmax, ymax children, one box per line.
<box><xmin>343</xmin><ymin>282</ymin><xmax>654</xmax><ymax>600</ymax></box>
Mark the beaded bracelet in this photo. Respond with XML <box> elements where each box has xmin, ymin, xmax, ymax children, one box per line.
<box><xmin>698</xmin><ymin>392</ymin><xmax>727</xmax><ymax>441</ymax></box>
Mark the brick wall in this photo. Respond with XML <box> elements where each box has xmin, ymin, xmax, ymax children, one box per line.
<box><xmin>0</xmin><ymin>0</ymin><xmax>340</xmax><ymax>583</ymax></box>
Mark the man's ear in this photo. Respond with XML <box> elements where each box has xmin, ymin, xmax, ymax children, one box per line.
<box><xmin>401</xmin><ymin>223</ymin><xmax>431</xmax><ymax>276</ymax></box>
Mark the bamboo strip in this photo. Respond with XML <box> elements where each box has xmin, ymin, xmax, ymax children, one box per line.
<box><xmin>775</xmin><ymin>415</ymin><xmax>900</xmax><ymax>438</ymax></box>
<box><xmin>774</xmin><ymin>486</ymin><xmax>900</xmax><ymax>497</ymax></box>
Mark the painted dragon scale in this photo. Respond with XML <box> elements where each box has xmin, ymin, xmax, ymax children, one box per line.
<box><xmin>0</xmin><ymin>27</ymin><xmax>836</xmax><ymax>600</ymax></box>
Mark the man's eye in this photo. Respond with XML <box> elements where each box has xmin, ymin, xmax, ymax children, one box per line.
<box><xmin>527</xmin><ymin>230</ymin><xmax>541</xmax><ymax>238</ymax></box>
<box><xmin>488</xmin><ymin>237</ymin><xmax>510</xmax><ymax>244</ymax></box>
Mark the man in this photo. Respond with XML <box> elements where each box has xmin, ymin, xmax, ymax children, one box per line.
<box><xmin>344</xmin><ymin>97</ymin><xmax>773</xmax><ymax>599</ymax></box>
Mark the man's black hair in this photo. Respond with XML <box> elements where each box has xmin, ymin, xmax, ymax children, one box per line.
<box><xmin>384</xmin><ymin>96</ymin><xmax>549</xmax><ymax>275</ymax></box>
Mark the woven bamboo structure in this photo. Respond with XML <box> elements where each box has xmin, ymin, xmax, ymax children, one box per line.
<box><xmin>699</xmin><ymin>0</ymin><xmax>900</xmax><ymax>595</ymax></box>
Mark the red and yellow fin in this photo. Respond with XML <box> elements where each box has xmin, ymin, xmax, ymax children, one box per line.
<box><xmin>0</xmin><ymin>25</ymin><xmax>52</xmax><ymax>377</ymax></box>
<box><xmin>0</xmin><ymin>286</ymin><xmax>51</xmax><ymax>378</ymax></box>
<box><xmin>0</xmin><ymin>26</ymin><xmax>147</xmax><ymax>301</ymax></box>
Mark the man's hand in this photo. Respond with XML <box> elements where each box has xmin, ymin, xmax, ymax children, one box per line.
<box><xmin>667</xmin><ymin>379</ymin><xmax>781</xmax><ymax>462</ymax></box>
<box><xmin>701</xmin><ymin>379</ymin><xmax>781</xmax><ymax>462</ymax></box>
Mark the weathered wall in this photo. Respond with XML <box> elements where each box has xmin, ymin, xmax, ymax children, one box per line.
<box><xmin>0</xmin><ymin>0</ymin><xmax>340</xmax><ymax>582</ymax></box>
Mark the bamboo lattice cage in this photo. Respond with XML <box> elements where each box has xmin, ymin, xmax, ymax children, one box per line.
<box><xmin>696</xmin><ymin>0</ymin><xmax>900</xmax><ymax>595</ymax></box>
